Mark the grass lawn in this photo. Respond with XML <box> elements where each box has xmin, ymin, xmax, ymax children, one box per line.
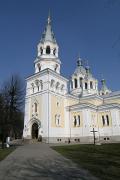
<box><xmin>0</xmin><ymin>148</ymin><xmax>15</xmax><ymax>161</ymax></box>
<box><xmin>52</xmin><ymin>144</ymin><xmax>120</xmax><ymax>180</ymax></box>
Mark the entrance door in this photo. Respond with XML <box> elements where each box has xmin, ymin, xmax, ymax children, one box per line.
<box><xmin>32</xmin><ymin>123</ymin><xmax>38</xmax><ymax>139</ymax></box>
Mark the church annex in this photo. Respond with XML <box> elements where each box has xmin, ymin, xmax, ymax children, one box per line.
<box><xmin>23</xmin><ymin>14</ymin><xmax>120</xmax><ymax>143</ymax></box>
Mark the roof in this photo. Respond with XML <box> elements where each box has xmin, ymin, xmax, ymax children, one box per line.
<box><xmin>101</xmin><ymin>91</ymin><xmax>120</xmax><ymax>98</ymax></box>
<box><xmin>40</xmin><ymin>14</ymin><xmax>57</xmax><ymax>44</ymax></box>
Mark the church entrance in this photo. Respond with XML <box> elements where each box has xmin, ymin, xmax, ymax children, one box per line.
<box><xmin>32</xmin><ymin>123</ymin><xmax>38</xmax><ymax>139</ymax></box>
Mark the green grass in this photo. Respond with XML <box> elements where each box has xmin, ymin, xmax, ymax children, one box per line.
<box><xmin>0</xmin><ymin>148</ymin><xmax>15</xmax><ymax>161</ymax></box>
<box><xmin>52</xmin><ymin>144</ymin><xmax>120</xmax><ymax>180</ymax></box>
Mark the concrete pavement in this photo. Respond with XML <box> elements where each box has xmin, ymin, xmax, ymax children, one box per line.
<box><xmin>0</xmin><ymin>143</ymin><xmax>98</xmax><ymax>180</ymax></box>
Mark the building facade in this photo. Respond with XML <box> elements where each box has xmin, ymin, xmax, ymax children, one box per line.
<box><xmin>23</xmin><ymin>14</ymin><xmax>120</xmax><ymax>143</ymax></box>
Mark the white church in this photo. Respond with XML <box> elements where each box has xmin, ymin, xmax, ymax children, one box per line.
<box><xmin>23</xmin><ymin>14</ymin><xmax>120</xmax><ymax>143</ymax></box>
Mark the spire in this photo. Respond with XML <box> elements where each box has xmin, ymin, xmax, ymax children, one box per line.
<box><xmin>40</xmin><ymin>12</ymin><xmax>56</xmax><ymax>43</ymax></box>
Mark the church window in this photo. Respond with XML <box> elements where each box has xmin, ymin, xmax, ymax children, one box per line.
<box><xmin>55</xmin><ymin>114</ymin><xmax>60</xmax><ymax>126</ymax></box>
<box><xmin>37</xmin><ymin>63</ymin><xmax>41</xmax><ymax>72</ymax></box>
<box><xmin>54</xmin><ymin>64</ymin><xmax>58</xmax><ymax>71</ymax></box>
<box><xmin>78</xmin><ymin>115</ymin><xmax>80</xmax><ymax>126</ymax></box>
<box><xmin>74</xmin><ymin>79</ymin><xmax>77</xmax><ymax>88</ymax></box>
<box><xmin>74</xmin><ymin>116</ymin><xmax>77</xmax><ymax>126</ymax></box>
<box><xmin>57</xmin><ymin>102</ymin><xmax>59</xmax><ymax>107</ymax></box>
<box><xmin>46</xmin><ymin>46</ymin><xmax>51</xmax><ymax>54</ymax></box>
<box><xmin>31</xmin><ymin>83</ymin><xmax>34</xmax><ymax>93</ymax></box>
<box><xmin>85</xmin><ymin>82</ymin><xmax>88</xmax><ymax>89</ymax></box>
<box><xmin>33</xmin><ymin>87</ymin><xmax>34</xmax><ymax>93</ymax></box>
<box><xmin>35</xmin><ymin>80</ymin><xmax>40</xmax><ymax>92</ymax></box>
<box><xmin>50</xmin><ymin>79</ymin><xmax>55</xmax><ymax>87</ymax></box>
<box><xmin>61</xmin><ymin>84</ymin><xmax>64</xmax><ymax>91</ymax></box>
<box><xmin>90</xmin><ymin>81</ymin><xmax>93</xmax><ymax>89</ymax></box>
<box><xmin>38</xmin><ymin>86</ymin><xmax>39</xmax><ymax>91</ymax></box>
<box><xmin>53</xmin><ymin>48</ymin><xmax>56</xmax><ymax>55</ymax></box>
<box><xmin>56</xmin><ymin>82</ymin><xmax>60</xmax><ymax>89</ymax></box>
<box><xmin>41</xmin><ymin>83</ymin><xmax>43</xmax><ymax>90</ymax></box>
<box><xmin>80</xmin><ymin>78</ymin><xmax>83</xmax><ymax>88</ymax></box>
<box><xmin>34</xmin><ymin>103</ymin><xmax>37</xmax><ymax>113</ymax></box>
<box><xmin>40</xmin><ymin>80</ymin><xmax>43</xmax><ymax>90</ymax></box>
<box><xmin>106</xmin><ymin>115</ymin><xmax>109</xmax><ymax>126</ymax></box>
<box><xmin>102</xmin><ymin>115</ymin><xmax>105</xmax><ymax>126</ymax></box>
<box><xmin>40</xmin><ymin>47</ymin><xmax>43</xmax><ymax>55</ymax></box>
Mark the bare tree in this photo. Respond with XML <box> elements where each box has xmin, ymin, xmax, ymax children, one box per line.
<box><xmin>0</xmin><ymin>94</ymin><xmax>6</xmax><ymax>148</ymax></box>
<box><xmin>0</xmin><ymin>75</ymin><xmax>25</xmax><ymax>148</ymax></box>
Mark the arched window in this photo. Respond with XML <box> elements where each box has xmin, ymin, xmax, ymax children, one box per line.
<box><xmin>74</xmin><ymin>116</ymin><xmax>77</xmax><ymax>126</ymax></box>
<box><xmin>46</xmin><ymin>46</ymin><xmax>51</xmax><ymax>54</ymax></box>
<box><xmin>38</xmin><ymin>86</ymin><xmax>39</xmax><ymax>91</ymax></box>
<box><xmin>55</xmin><ymin>114</ymin><xmax>60</xmax><ymax>126</ymax></box>
<box><xmin>34</xmin><ymin>103</ymin><xmax>37</xmax><ymax>113</ymax></box>
<box><xmin>35</xmin><ymin>80</ymin><xmax>40</xmax><ymax>92</ymax></box>
<box><xmin>61</xmin><ymin>84</ymin><xmax>64</xmax><ymax>91</ymax></box>
<box><xmin>106</xmin><ymin>115</ymin><xmax>109</xmax><ymax>126</ymax></box>
<box><xmin>78</xmin><ymin>115</ymin><xmax>80</xmax><ymax>126</ymax></box>
<box><xmin>53</xmin><ymin>48</ymin><xmax>56</xmax><ymax>55</ymax></box>
<box><xmin>40</xmin><ymin>47</ymin><xmax>43</xmax><ymax>55</ymax></box>
<box><xmin>90</xmin><ymin>81</ymin><xmax>93</xmax><ymax>89</ymax></box>
<box><xmin>102</xmin><ymin>115</ymin><xmax>105</xmax><ymax>126</ymax></box>
<box><xmin>37</xmin><ymin>63</ymin><xmax>41</xmax><ymax>72</ymax></box>
<box><xmin>50</xmin><ymin>79</ymin><xmax>55</xmax><ymax>88</ymax></box>
<box><xmin>80</xmin><ymin>77</ymin><xmax>83</xmax><ymax>88</ymax></box>
<box><xmin>40</xmin><ymin>80</ymin><xmax>43</xmax><ymax>90</ymax></box>
<box><xmin>54</xmin><ymin>64</ymin><xmax>58</xmax><ymax>71</ymax></box>
<box><xmin>56</xmin><ymin>82</ymin><xmax>60</xmax><ymax>89</ymax></box>
<box><xmin>85</xmin><ymin>82</ymin><xmax>88</xmax><ymax>90</ymax></box>
<box><xmin>31</xmin><ymin>83</ymin><xmax>34</xmax><ymax>93</ymax></box>
<box><xmin>74</xmin><ymin>79</ymin><xmax>77</xmax><ymax>88</ymax></box>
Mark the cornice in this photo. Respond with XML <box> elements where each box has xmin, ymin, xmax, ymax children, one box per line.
<box><xmin>26</xmin><ymin>68</ymin><xmax>69</xmax><ymax>82</ymax></box>
<box><xmin>67</xmin><ymin>103</ymin><xmax>97</xmax><ymax>111</ymax></box>
<box><xmin>98</xmin><ymin>103</ymin><xmax>120</xmax><ymax>110</ymax></box>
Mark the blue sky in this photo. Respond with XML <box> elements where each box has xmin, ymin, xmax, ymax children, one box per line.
<box><xmin>0</xmin><ymin>0</ymin><xmax>120</xmax><ymax>91</ymax></box>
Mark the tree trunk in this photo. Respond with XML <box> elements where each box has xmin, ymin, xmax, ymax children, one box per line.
<box><xmin>1</xmin><ymin>133</ymin><xmax>5</xmax><ymax>149</ymax></box>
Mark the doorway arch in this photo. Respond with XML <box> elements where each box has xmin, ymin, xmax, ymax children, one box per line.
<box><xmin>32</xmin><ymin>123</ymin><xmax>38</xmax><ymax>139</ymax></box>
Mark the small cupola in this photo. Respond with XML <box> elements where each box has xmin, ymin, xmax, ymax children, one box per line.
<box><xmin>100</xmin><ymin>79</ymin><xmax>111</xmax><ymax>95</ymax></box>
<box><xmin>70</xmin><ymin>55</ymin><xmax>98</xmax><ymax>97</ymax></box>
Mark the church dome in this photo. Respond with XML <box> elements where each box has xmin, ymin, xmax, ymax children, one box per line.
<box><xmin>70</xmin><ymin>56</ymin><xmax>98</xmax><ymax>97</ymax></box>
<box><xmin>99</xmin><ymin>79</ymin><xmax>111</xmax><ymax>95</ymax></box>
<box><xmin>73</xmin><ymin>57</ymin><xmax>86</xmax><ymax>76</ymax></box>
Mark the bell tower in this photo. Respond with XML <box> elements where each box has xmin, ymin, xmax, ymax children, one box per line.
<box><xmin>34</xmin><ymin>13</ymin><xmax>61</xmax><ymax>74</ymax></box>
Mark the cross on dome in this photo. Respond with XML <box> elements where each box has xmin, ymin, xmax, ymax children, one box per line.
<box><xmin>77</xmin><ymin>54</ymin><xmax>83</xmax><ymax>67</ymax></box>
<box><xmin>47</xmin><ymin>10</ymin><xmax>51</xmax><ymax>24</ymax></box>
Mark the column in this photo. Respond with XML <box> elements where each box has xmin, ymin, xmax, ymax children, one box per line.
<box><xmin>72</xmin><ymin>79</ymin><xmax>75</xmax><ymax>89</ymax></box>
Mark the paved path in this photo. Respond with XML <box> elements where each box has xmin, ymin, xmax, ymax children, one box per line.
<box><xmin>0</xmin><ymin>143</ymin><xmax>98</xmax><ymax>180</ymax></box>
